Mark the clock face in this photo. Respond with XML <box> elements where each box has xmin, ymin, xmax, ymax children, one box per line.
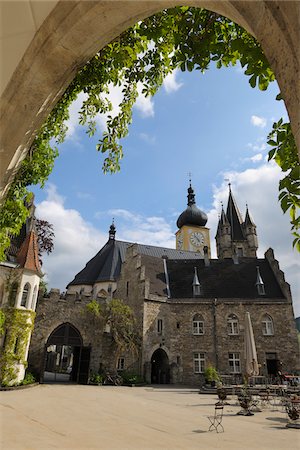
<box><xmin>190</xmin><ymin>231</ymin><xmax>204</xmax><ymax>247</ymax></box>
<box><xmin>177</xmin><ymin>233</ymin><xmax>183</xmax><ymax>249</ymax></box>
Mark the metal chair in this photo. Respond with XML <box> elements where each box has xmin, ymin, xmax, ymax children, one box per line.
<box><xmin>207</xmin><ymin>404</ymin><xmax>224</xmax><ymax>433</ymax></box>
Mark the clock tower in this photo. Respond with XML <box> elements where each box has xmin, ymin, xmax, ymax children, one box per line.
<box><xmin>176</xmin><ymin>183</ymin><xmax>211</xmax><ymax>257</ymax></box>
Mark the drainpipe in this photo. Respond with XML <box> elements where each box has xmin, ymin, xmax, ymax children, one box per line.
<box><xmin>213</xmin><ymin>298</ymin><xmax>218</xmax><ymax>371</ymax></box>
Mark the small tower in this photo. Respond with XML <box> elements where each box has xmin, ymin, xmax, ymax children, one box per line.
<box><xmin>0</xmin><ymin>221</ymin><xmax>42</xmax><ymax>386</ymax></box>
<box><xmin>215</xmin><ymin>204</ymin><xmax>232</xmax><ymax>258</ymax></box>
<box><xmin>215</xmin><ymin>186</ymin><xmax>258</xmax><ymax>258</ymax></box>
<box><xmin>175</xmin><ymin>182</ymin><xmax>211</xmax><ymax>256</ymax></box>
<box><xmin>243</xmin><ymin>205</ymin><xmax>258</xmax><ymax>257</ymax></box>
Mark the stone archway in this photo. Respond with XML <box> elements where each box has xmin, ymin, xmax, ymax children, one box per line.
<box><xmin>0</xmin><ymin>1</ymin><xmax>299</xmax><ymax>201</ymax></box>
<box><xmin>151</xmin><ymin>348</ymin><xmax>170</xmax><ymax>384</ymax></box>
<box><xmin>43</xmin><ymin>322</ymin><xmax>90</xmax><ymax>384</ymax></box>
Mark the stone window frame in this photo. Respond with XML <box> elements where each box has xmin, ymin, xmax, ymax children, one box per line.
<box><xmin>20</xmin><ymin>282</ymin><xmax>31</xmax><ymax>308</ymax></box>
<box><xmin>262</xmin><ymin>314</ymin><xmax>274</xmax><ymax>336</ymax></box>
<box><xmin>117</xmin><ymin>356</ymin><xmax>125</xmax><ymax>371</ymax></box>
<box><xmin>227</xmin><ymin>313</ymin><xmax>239</xmax><ymax>335</ymax></box>
<box><xmin>192</xmin><ymin>314</ymin><xmax>204</xmax><ymax>335</ymax></box>
<box><xmin>193</xmin><ymin>352</ymin><xmax>205</xmax><ymax>374</ymax></box>
<box><xmin>228</xmin><ymin>352</ymin><xmax>241</xmax><ymax>373</ymax></box>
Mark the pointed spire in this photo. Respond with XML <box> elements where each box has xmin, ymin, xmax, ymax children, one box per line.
<box><xmin>220</xmin><ymin>204</ymin><xmax>229</xmax><ymax>225</ymax></box>
<box><xmin>16</xmin><ymin>230</ymin><xmax>41</xmax><ymax>274</ymax></box>
<box><xmin>255</xmin><ymin>266</ymin><xmax>265</xmax><ymax>295</ymax></box>
<box><xmin>226</xmin><ymin>187</ymin><xmax>245</xmax><ymax>241</ymax></box>
<box><xmin>244</xmin><ymin>204</ymin><xmax>256</xmax><ymax>226</ymax></box>
<box><xmin>109</xmin><ymin>219</ymin><xmax>116</xmax><ymax>240</ymax></box>
<box><xmin>193</xmin><ymin>267</ymin><xmax>201</xmax><ymax>297</ymax></box>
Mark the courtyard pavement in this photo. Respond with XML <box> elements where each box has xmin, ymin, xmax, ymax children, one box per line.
<box><xmin>0</xmin><ymin>384</ymin><xmax>299</xmax><ymax>449</ymax></box>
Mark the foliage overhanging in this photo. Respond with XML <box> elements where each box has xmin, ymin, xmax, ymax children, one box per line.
<box><xmin>0</xmin><ymin>6</ymin><xmax>299</xmax><ymax>258</ymax></box>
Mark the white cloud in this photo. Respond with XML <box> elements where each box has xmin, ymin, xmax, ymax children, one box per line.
<box><xmin>134</xmin><ymin>83</ymin><xmax>154</xmax><ymax>117</ymax></box>
<box><xmin>163</xmin><ymin>70</ymin><xmax>183</xmax><ymax>93</ymax></box>
<box><xmin>108</xmin><ymin>208</ymin><xmax>174</xmax><ymax>247</ymax></box>
<box><xmin>251</xmin><ymin>115</ymin><xmax>267</xmax><ymax>128</ymax></box>
<box><xmin>139</xmin><ymin>132</ymin><xmax>156</xmax><ymax>144</ymax></box>
<box><xmin>250</xmin><ymin>153</ymin><xmax>263</xmax><ymax>163</ymax></box>
<box><xmin>35</xmin><ymin>184</ymin><xmax>107</xmax><ymax>291</ymax></box>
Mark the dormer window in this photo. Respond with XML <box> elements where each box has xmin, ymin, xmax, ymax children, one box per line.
<box><xmin>192</xmin><ymin>267</ymin><xmax>201</xmax><ymax>297</ymax></box>
<box><xmin>256</xmin><ymin>266</ymin><xmax>265</xmax><ymax>296</ymax></box>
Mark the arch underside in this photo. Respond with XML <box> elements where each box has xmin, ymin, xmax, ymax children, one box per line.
<box><xmin>0</xmin><ymin>1</ymin><xmax>299</xmax><ymax>202</ymax></box>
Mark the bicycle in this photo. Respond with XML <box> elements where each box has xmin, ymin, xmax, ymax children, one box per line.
<box><xmin>103</xmin><ymin>372</ymin><xmax>123</xmax><ymax>386</ymax></box>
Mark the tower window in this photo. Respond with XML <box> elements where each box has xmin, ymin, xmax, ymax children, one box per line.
<box><xmin>20</xmin><ymin>283</ymin><xmax>31</xmax><ymax>307</ymax></box>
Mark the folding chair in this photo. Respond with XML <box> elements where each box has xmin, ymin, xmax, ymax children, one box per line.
<box><xmin>207</xmin><ymin>404</ymin><xmax>224</xmax><ymax>433</ymax></box>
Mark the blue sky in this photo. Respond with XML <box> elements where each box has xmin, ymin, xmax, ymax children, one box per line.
<box><xmin>32</xmin><ymin>63</ymin><xmax>300</xmax><ymax>317</ymax></box>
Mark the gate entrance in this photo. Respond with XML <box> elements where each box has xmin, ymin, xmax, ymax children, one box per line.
<box><xmin>43</xmin><ymin>323</ymin><xmax>90</xmax><ymax>384</ymax></box>
<box><xmin>151</xmin><ymin>348</ymin><xmax>170</xmax><ymax>384</ymax></box>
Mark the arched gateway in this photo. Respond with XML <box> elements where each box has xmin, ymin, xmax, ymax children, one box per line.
<box><xmin>151</xmin><ymin>349</ymin><xmax>170</xmax><ymax>384</ymax></box>
<box><xmin>43</xmin><ymin>323</ymin><xmax>91</xmax><ymax>384</ymax></box>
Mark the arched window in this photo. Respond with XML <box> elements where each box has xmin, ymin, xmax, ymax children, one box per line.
<box><xmin>262</xmin><ymin>314</ymin><xmax>274</xmax><ymax>336</ymax></box>
<box><xmin>192</xmin><ymin>314</ymin><xmax>204</xmax><ymax>335</ymax></box>
<box><xmin>227</xmin><ymin>314</ymin><xmax>239</xmax><ymax>335</ymax></box>
<box><xmin>20</xmin><ymin>283</ymin><xmax>31</xmax><ymax>307</ymax></box>
<box><xmin>31</xmin><ymin>285</ymin><xmax>38</xmax><ymax>310</ymax></box>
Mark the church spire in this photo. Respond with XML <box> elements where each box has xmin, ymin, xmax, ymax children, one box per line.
<box><xmin>226</xmin><ymin>186</ymin><xmax>245</xmax><ymax>241</ymax></box>
<box><xmin>215</xmin><ymin>187</ymin><xmax>258</xmax><ymax>259</ymax></box>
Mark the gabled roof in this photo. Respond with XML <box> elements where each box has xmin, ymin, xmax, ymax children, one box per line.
<box><xmin>16</xmin><ymin>231</ymin><xmax>41</xmax><ymax>275</ymax></box>
<box><xmin>142</xmin><ymin>255</ymin><xmax>284</xmax><ymax>300</ymax></box>
<box><xmin>67</xmin><ymin>239</ymin><xmax>203</xmax><ymax>287</ymax></box>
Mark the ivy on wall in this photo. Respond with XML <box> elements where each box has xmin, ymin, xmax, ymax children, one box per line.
<box><xmin>0</xmin><ymin>6</ymin><xmax>298</xmax><ymax>258</ymax></box>
<box><xmin>0</xmin><ymin>308</ymin><xmax>35</xmax><ymax>386</ymax></box>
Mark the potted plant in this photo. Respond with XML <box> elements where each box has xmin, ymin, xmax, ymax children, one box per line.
<box><xmin>204</xmin><ymin>365</ymin><xmax>220</xmax><ymax>387</ymax></box>
<box><xmin>89</xmin><ymin>373</ymin><xmax>103</xmax><ymax>385</ymax></box>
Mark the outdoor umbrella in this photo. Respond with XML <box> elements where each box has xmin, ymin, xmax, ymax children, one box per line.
<box><xmin>244</xmin><ymin>311</ymin><xmax>259</xmax><ymax>379</ymax></box>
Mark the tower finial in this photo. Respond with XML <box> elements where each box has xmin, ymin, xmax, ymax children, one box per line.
<box><xmin>225</xmin><ymin>178</ymin><xmax>231</xmax><ymax>192</ymax></box>
<box><xmin>109</xmin><ymin>219</ymin><xmax>116</xmax><ymax>240</ymax></box>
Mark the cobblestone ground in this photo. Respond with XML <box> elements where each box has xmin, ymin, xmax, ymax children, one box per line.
<box><xmin>0</xmin><ymin>384</ymin><xmax>298</xmax><ymax>449</ymax></box>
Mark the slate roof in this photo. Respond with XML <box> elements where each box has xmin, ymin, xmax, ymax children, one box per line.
<box><xmin>141</xmin><ymin>255</ymin><xmax>285</xmax><ymax>300</ymax></box>
<box><xmin>67</xmin><ymin>239</ymin><xmax>203</xmax><ymax>287</ymax></box>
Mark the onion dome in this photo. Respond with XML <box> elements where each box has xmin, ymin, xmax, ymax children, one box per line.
<box><xmin>176</xmin><ymin>183</ymin><xmax>208</xmax><ymax>228</ymax></box>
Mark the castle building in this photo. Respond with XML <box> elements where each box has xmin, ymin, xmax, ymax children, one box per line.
<box><xmin>28</xmin><ymin>185</ymin><xmax>299</xmax><ymax>385</ymax></box>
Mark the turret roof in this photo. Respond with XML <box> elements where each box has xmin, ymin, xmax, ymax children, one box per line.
<box><xmin>16</xmin><ymin>231</ymin><xmax>42</xmax><ymax>275</ymax></box>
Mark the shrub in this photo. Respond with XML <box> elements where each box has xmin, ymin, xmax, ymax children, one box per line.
<box><xmin>121</xmin><ymin>371</ymin><xmax>144</xmax><ymax>385</ymax></box>
<box><xmin>21</xmin><ymin>372</ymin><xmax>36</xmax><ymax>385</ymax></box>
